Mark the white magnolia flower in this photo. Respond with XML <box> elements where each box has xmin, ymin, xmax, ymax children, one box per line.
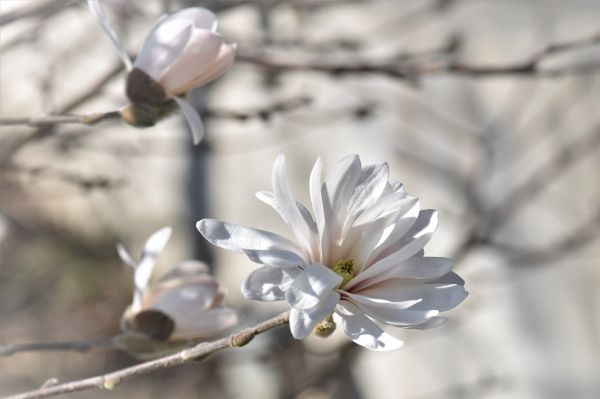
<box><xmin>88</xmin><ymin>1</ymin><xmax>236</xmax><ymax>144</ymax></box>
<box><xmin>198</xmin><ymin>154</ymin><xmax>467</xmax><ymax>351</ymax></box>
<box><xmin>117</xmin><ymin>227</ymin><xmax>238</xmax><ymax>342</ymax></box>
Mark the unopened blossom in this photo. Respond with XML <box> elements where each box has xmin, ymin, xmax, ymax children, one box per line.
<box><xmin>198</xmin><ymin>154</ymin><xmax>467</xmax><ymax>351</ymax></box>
<box><xmin>117</xmin><ymin>227</ymin><xmax>238</xmax><ymax>344</ymax></box>
<box><xmin>88</xmin><ymin>1</ymin><xmax>236</xmax><ymax>144</ymax></box>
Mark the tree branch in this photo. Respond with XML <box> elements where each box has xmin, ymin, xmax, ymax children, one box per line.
<box><xmin>2</xmin><ymin>311</ymin><xmax>290</xmax><ymax>399</ymax></box>
<box><xmin>237</xmin><ymin>31</ymin><xmax>600</xmax><ymax>79</ymax></box>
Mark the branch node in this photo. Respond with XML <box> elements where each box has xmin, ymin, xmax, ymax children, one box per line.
<box><xmin>102</xmin><ymin>376</ymin><xmax>122</xmax><ymax>390</ymax></box>
<box><xmin>231</xmin><ymin>329</ymin><xmax>256</xmax><ymax>347</ymax></box>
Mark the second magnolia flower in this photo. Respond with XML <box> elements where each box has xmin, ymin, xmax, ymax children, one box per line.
<box><xmin>198</xmin><ymin>154</ymin><xmax>467</xmax><ymax>351</ymax></box>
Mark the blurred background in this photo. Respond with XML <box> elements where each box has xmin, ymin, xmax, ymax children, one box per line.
<box><xmin>1</xmin><ymin>0</ymin><xmax>599</xmax><ymax>398</ymax></box>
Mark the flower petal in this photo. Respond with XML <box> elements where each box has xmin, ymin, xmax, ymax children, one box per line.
<box><xmin>345</xmin><ymin>277</ymin><xmax>468</xmax><ymax>326</ymax></box>
<box><xmin>170</xmin><ymin>307</ymin><xmax>238</xmax><ymax>340</ymax></box>
<box><xmin>159</xmin><ymin>30</ymin><xmax>223</xmax><ymax>93</ymax></box>
<box><xmin>134</xmin><ymin>20</ymin><xmax>193</xmax><ymax>81</ymax></box>
<box><xmin>268</xmin><ymin>154</ymin><xmax>319</xmax><ymax>260</ymax></box>
<box><xmin>289</xmin><ymin>291</ymin><xmax>339</xmax><ymax>339</ymax></box>
<box><xmin>335</xmin><ymin>302</ymin><xmax>404</xmax><ymax>351</ymax></box>
<box><xmin>242</xmin><ymin>266</ymin><xmax>301</xmax><ymax>301</ymax></box>
<box><xmin>116</xmin><ymin>242</ymin><xmax>136</xmax><ymax>269</ymax></box>
<box><xmin>173</xmin><ymin>96</ymin><xmax>204</xmax><ymax>145</ymax></box>
<box><xmin>347</xmin><ymin>256</ymin><xmax>453</xmax><ymax>291</ymax></box>
<box><xmin>197</xmin><ymin>219</ymin><xmax>306</xmax><ymax>266</ymax></box>
<box><xmin>285</xmin><ymin>264</ymin><xmax>342</xmax><ymax>310</ymax></box>
<box><xmin>87</xmin><ymin>0</ymin><xmax>133</xmax><ymax>70</ymax></box>
<box><xmin>169</xmin><ymin>42</ymin><xmax>236</xmax><ymax>94</ymax></box>
<box><xmin>374</xmin><ymin>209</ymin><xmax>439</xmax><ymax>262</ymax></box>
<box><xmin>135</xmin><ymin>227</ymin><xmax>172</xmax><ymax>292</ymax></box>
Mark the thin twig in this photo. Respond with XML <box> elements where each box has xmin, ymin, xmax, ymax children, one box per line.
<box><xmin>0</xmin><ymin>112</ymin><xmax>121</xmax><ymax>128</ymax></box>
<box><xmin>2</xmin><ymin>311</ymin><xmax>290</xmax><ymax>399</ymax></box>
<box><xmin>0</xmin><ymin>338</ymin><xmax>115</xmax><ymax>357</ymax></box>
<box><xmin>238</xmin><ymin>31</ymin><xmax>600</xmax><ymax>79</ymax></box>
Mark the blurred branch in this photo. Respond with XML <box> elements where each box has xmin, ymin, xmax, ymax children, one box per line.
<box><xmin>238</xmin><ymin>31</ymin><xmax>600</xmax><ymax>78</ymax></box>
<box><xmin>0</xmin><ymin>112</ymin><xmax>121</xmax><ymax>128</ymax></box>
<box><xmin>2</xmin><ymin>163</ymin><xmax>125</xmax><ymax>191</ymax></box>
<box><xmin>204</xmin><ymin>96</ymin><xmax>312</xmax><ymax>121</ymax></box>
<box><xmin>496</xmin><ymin>207</ymin><xmax>600</xmax><ymax>266</ymax></box>
<box><xmin>488</xmin><ymin>127</ymin><xmax>600</xmax><ymax>230</ymax></box>
<box><xmin>0</xmin><ymin>0</ymin><xmax>79</xmax><ymax>26</ymax></box>
<box><xmin>3</xmin><ymin>311</ymin><xmax>290</xmax><ymax>399</ymax></box>
<box><xmin>0</xmin><ymin>338</ymin><xmax>114</xmax><ymax>357</ymax></box>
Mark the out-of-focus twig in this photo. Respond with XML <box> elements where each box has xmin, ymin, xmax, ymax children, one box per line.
<box><xmin>0</xmin><ymin>337</ymin><xmax>115</xmax><ymax>357</ymax></box>
<box><xmin>238</xmin><ymin>31</ymin><xmax>600</xmax><ymax>78</ymax></box>
<box><xmin>2</xmin><ymin>311</ymin><xmax>290</xmax><ymax>399</ymax></box>
<box><xmin>2</xmin><ymin>163</ymin><xmax>125</xmax><ymax>191</ymax></box>
<box><xmin>488</xmin><ymin>127</ymin><xmax>600</xmax><ymax>230</ymax></box>
<box><xmin>0</xmin><ymin>112</ymin><xmax>121</xmax><ymax>128</ymax></box>
<box><xmin>0</xmin><ymin>0</ymin><xmax>79</xmax><ymax>26</ymax></box>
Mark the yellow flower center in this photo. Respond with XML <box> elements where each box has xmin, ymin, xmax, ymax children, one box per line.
<box><xmin>332</xmin><ymin>258</ymin><xmax>355</xmax><ymax>289</ymax></box>
<box><xmin>313</xmin><ymin>315</ymin><xmax>336</xmax><ymax>338</ymax></box>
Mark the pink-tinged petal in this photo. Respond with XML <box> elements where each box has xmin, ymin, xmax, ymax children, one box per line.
<box><xmin>159</xmin><ymin>31</ymin><xmax>223</xmax><ymax>93</ymax></box>
<box><xmin>335</xmin><ymin>302</ymin><xmax>404</xmax><ymax>351</ymax></box>
<box><xmin>169</xmin><ymin>42</ymin><xmax>236</xmax><ymax>94</ymax></box>
<box><xmin>170</xmin><ymin>307</ymin><xmax>238</xmax><ymax>340</ymax></box>
<box><xmin>348</xmin><ymin>256</ymin><xmax>454</xmax><ymax>291</ymax></box>
<box><xmin>197</xmin><ymin>219</ymin><xmax>306</xmax><ymax>266</ymax></box>
<box><xmin>157</xmin><ymin>260</ymin><xmax>210</xmax><ymax>282</ymax></box>
<box><xmin>173</xmin><ymin>96</ymin><xmax>204</xmax><ymax>144</ymax></box>
<box><xmin>242</xmin><ymin>266</ymin><xmax>301</xmax><ymax>301</ymax></box>
<box><xmin>134</xmin><ymin>21</ymin><xmax>193</xmax><ymax>81</ymax></box>
<box><xmin>146</xmin><ymin>277</ymin><xmax>219</xmax><ymax>312</ymax></box>
<box><xmin>267</xmin><ymin>154</ymin><xmax>319</xmax><ymax>261</ymax></box>
<box><xmin>87</xmin><ymin>0</ymin><xmax>133</xmax><ymax>71</ymax></box>
<box><xmin>289</xmin><ymin>291</ymin><xmax>339</xmax><ymax>339</ymax></box>
<box><xmin>285</xmin><ymin>264</ymin><xmax>342</xmax><ymax>310</ymax></box>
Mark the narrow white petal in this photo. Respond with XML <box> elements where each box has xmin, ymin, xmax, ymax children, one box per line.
<box><xmin>375</xmin><ymin>209</ymin><xmax>438</xmax><ymax>261</ymax></box>
<box><xmin>346</xmin><ymin>277</ymin><xmax>468</xmax><ymax>326</ymax></box>
<box><xmin>116</xmin><ymin>242</ymin><xmax>136</xmax><ymax>269</ymax></box>
<box><xmin>325</xmin><ymin>155</ymin><xmax>362</xmax><ymax>243</ymax></box>
<box><xmin>256</xmin><ymin>191</ymin><xmax>317</xmax><ymax>240</ymax></box>
<box><xmin>347</xmin><ymin>255</ymin><xmax>452</xmax><ymax>291</ymax></box>
<box><xmin>197</xmin><ymin>219</ymin><xmax>306</xmax><ymax>266</ymax></box>
<box><xmin>134</xmin><ymin>227</ymin><xmax>172</xmax><ymax>293</ymax></box>
<box><xmin>289</xmin><ymin>291</ymin><xmax>339</xmax><ymax>339</ymax></box>
<box><xmin>87</xmin><ymin>0</ymin><xmax>133</xmax><ymax>70</ymax></box>
<box><xmin>173</xmin><ymin>96</ymin><xmax>204</xmax><ymax>144</ymax></box>
<box><xmin>241</xmin><ymin>266</ymin><xmax>301</xmax><ymax>301</ymax></box>
<box><xmin>336</xmin><ymin>302</ymin><xmax>404</xmax><ymax>351</ymax></box>
<box><xmin>285</xmin><ymin>264</ymin><xmax>342</xmax><ymax>310</ymax></box>
<box><xmin>270</xmin><ymin>154</ymin><xmax>318</xmax><ymax>260</ymax></box>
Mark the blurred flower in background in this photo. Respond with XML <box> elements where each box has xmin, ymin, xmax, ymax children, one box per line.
<box><xmin>88</xmin><ymin>1</ymin><xmax>236</xmax><ymax>143</ymax></box>
<box><xmin>116</xmin><ymin>227</ymin><xmax>238</xmax><ymax>356</ymax></box>
<box><xmin>199</xmin><ymin>154</ymin><xmax>467</xmax><ymax>350</ymax></box>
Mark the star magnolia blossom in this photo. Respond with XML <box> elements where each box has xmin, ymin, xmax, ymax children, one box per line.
<box><xmin>88</xmin><ymin>1</ymin><xmax>236</xmax><ymax>144</ymax></box>
<box><xmin>198</xmin><ymin>154</ymin><xmax>467</xmax><ymax>351</ymax></box>
<box><xmin>117</xmin><ymin>227</ymin><xmax>238</xmax><ymax>342</ymax></box>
